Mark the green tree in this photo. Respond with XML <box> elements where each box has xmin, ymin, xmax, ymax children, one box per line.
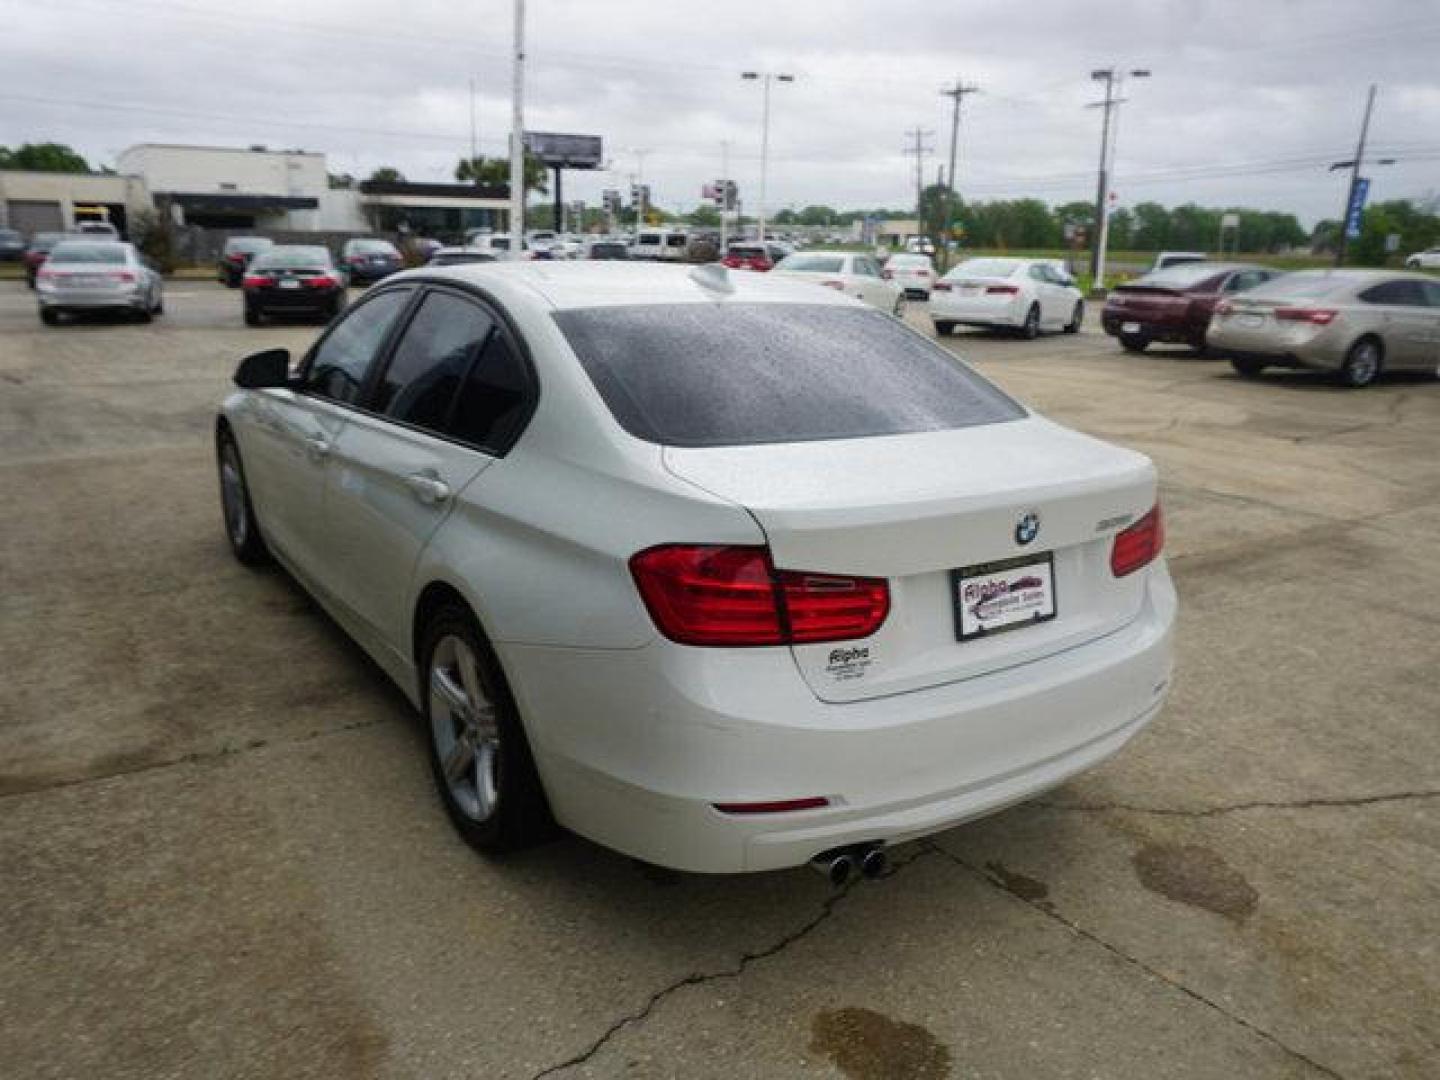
<box><xmin>0</xmin><ymin>142</ymin><xmax>91</xmax><ymax>173</ymax></box>
<box><xmin>1107</xmin><ymin>207</ymin><xmax>1134</xmax><ymax>250</ymax></box>
<box><xmin>1131</xmin><ymin>202</ymin><xmax>1170</xmax><ymax>249</ymax></box>
<box><xmin>367</xmin><ymin>166</ymin><xmax>407</xmax><ymax>184</ymax></box>
<box><xmin>455</xmin><ymin>153</ymin><xmax>549</xmax><ymax>195</ymax></box>
<box><xmin>1054</xmin><ymin>200</ymin><xmax>1095</xmax><ymax>241</ymax></box>
<box><xmin>797</xmin><ymin>205</ymin><xmax>838</xmax><ymax>227</ymax></box>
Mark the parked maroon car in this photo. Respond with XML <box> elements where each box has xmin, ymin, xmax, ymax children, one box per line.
<box><xmin>22</xmin><ymin>232</ymin><xmax>69</xmax><ymax>289</ymax></box>
<box><xmin>1102</xmin><ymin>262</ymin><xmax>1281</xmax><ymax>353</ymax></box>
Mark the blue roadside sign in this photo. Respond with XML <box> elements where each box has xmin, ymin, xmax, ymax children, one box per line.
<box><xmin>1345</xmin><ymin>177</ymin><xmax>1370</xmax><ymax>240</ymax></box>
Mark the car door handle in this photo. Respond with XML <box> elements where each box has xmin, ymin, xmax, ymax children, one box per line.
<box><xmin>404</xmin><ymin>473</ymin><xmax>450</xmax><ymax>505</ymax></box>
<box><xmin>303</xmin><ymin>434</ymin><xmax>331</xmax><ymax>461</ymax></box>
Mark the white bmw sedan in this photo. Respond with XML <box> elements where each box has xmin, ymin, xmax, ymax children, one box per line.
<box><xmin>930</xmin><ymin>257</ymin><xmax>1085</xmax><ymax>339</ymax></box>
<box><xmin>216</xmin><ymin>263</ymin><xmax>1175</xmax><ymax>877</ymax></box>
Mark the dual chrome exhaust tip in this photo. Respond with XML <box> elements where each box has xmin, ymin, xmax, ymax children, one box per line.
<box><xmin>811</xmin><ymin>844</ymin><xmax>888</xmax><ymax>886</ymax></box>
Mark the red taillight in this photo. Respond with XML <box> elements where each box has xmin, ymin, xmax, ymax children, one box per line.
<box><xmin>304</xmin><ymin>274</ymin><xmax>339</xmax><ymax>288</ymax></box>
<box><xmin>242</xmin><ymin>274</ymin><xmax>275</xmax><ymax>288</ymax></box>
<box><xmin>1214</xmin><ymin>300</ymin><xmax>1233</xmax><ymax>315</ymax></box>
<box><xmin>106</xmin><ymin>271</ymin><xmax>135</xmax><ymax>283</ymax></box>
<box><xmin>37</xmin><ymin>267</ymin><xmax>56</xmax><ymax>282</ymax></box>
<box><xmin>932</xmin><ymin>281</ymin><xmax>952</xmax><ymax>292</ymax></box>
<box><xmin>713</xmin><ymin>797</ymin><xmax>830</xmax><ymax>815</ymax></box>
<box><xmin>227</xmin><ymin>252</ymin><xmax>247</xmax><ymax>263</ymax></box>
<box><xmin>722</xmin><ymin>256</ymin><xmax>741</xmax><ymax>268</ymax></box>
<box><xmin>1274</xmin><ymin>307</ymin><xmax>1337</xmax><ymax>325</ymax></box>
<box><xmin>820</xmin><ymin>279</ymin><xmax>846</xmax><ymax>290</ymax></box>
<box><xmin>754</xmin><ymin>258</ymin><xmax>772</xmax><ymax>272</ymax></box>
<box><xmin>986</xmin><ymin>284</ymin><xmax>1019</xmax><ymax>294</ymax></box>
<box><xmin>629</xmin><ymin>544</ymin><xmax>889</xmax><ymax>647</ymax></box>
<box><xmin>1110</xmin><ymin>504</ymin><xmax>1164</xmax><ymax>577</ymax></box>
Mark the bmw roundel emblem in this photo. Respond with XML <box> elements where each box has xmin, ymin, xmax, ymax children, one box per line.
<box><xmin>1015</xmin><ymin>511</ymin><xmax>1041</xmax><ymax>546</ymax></box>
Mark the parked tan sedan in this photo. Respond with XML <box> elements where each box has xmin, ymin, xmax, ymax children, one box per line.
<box><xmin>1207</xmin><ymin>270</ymin><xmax>1440</xmax><ymax>387</ymax></box>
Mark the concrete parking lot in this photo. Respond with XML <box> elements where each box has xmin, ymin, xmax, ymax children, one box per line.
<box><xmin>2</xmin><ymin>279</ymin><xmax>1437</xmax><ymax>1080</ymax></box>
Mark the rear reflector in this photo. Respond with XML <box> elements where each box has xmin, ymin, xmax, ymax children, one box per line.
<box><xmin>629</xmin><ymin>544</ymin><xmax>889</xmax><ymax>647</ymax></box>
<box><xmin>713</xmin><ymin>797</ymin><xmax>830</xmax><ymax>815</ymax></box>
<box><xmin>1274</xmin><ymin>307</ymin><xmax>1337</xmax><ymax>325</ymax></box>
<box><xmin>1110</xmin><ymin>503</ymin><xmax>1165</xmax><ymax>577</ymax></box>
<box><xmin>986</xmin><ymin>284</ymin><xmax>1020</xmax><ymax>294</ymax></box>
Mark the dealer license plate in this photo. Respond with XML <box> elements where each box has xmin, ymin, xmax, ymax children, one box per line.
<box><xmin>952</xmin><ymin>553</ymin><xmax>1057</xmax><ymax>641</ymax></box>
<box><xmin>1121</xmin><ymin>321</ymin><xmax>1141</xmax><ymax>334</ymax></box>
<box><xmin>279</xmin><ymin>278</ymin><xmax>301</xmax><ymax>289</ymax></box>
<box><xmin>1238</xmin><ymin>312</ymin><xmax>1264</xmax><ymax>328</ymax></box>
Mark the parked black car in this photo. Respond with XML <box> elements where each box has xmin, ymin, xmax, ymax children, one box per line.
<box><xmin>217</xmin><ymin>236</ymin><xmax>275</xmax><ymax>288</ymax></box>
<box><xmin>340</xmin><ymin>238</ymin><xmax>404</xmax><ymax>284</ymax></box>
<box><xmin>0</xmin><ymin>228</ymin><xmax>25</xmax><ymax>262</ymax></box>
<box><xmin>242</xmin><ymin>246</ymin><xmax>346</xmax><ymax>326</ymax></box>
<box><xmin>586</xmin><ymin>240</ymin><xmax>630</xmax><ymax>260</ymax></box>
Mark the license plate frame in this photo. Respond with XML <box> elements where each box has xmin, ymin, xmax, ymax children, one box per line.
<box><xmin>1237</xmin><ymin>312</ymin><xmax>1264</xmax><ymax>328</ymax></box>
<box><xmin>1121</xmin><ymin>320</ymin><xmax>1141</xmax><ymax>334</ymax></box>
<box><xmin>279</xmin><ymin>278</ymin><xmax>302</xmax><ymax>290</ymax></box>
<box><xmin>951</xmin><ymin>553</ymin><xmax>1058</xmax><ymax>642</ymax></box>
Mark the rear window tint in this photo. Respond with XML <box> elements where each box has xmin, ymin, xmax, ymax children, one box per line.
<box><xmin>947</xmin><ymin>258</ymin><xmax>1020</xmax><ymax>279</ymax></box>
<box><xmin>48</xmin><ymin>242</ymin><xmax>125</xmax><ymax>264</ymax></box>
<box><xmin>1251</xmin><ymin>272</ymin><xmax>1369</xmax><ymax>301</ymax></box>
<box><xmin>1132</xmin><ymin>263</ymin><xmax>1227</xmax><ymax>289</ymax></box>
<box><xmin>553</xmin><ymin>303</ymin><xmax>1024</xmax><ymax>448</ymax></box>
<box><xmin>778</xmin><ymin>255</ymin><xmax>844</xmax><ymax>273</ymax></box>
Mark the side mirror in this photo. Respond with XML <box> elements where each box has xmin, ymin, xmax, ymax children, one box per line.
<box><xmin>234</xmin><ymin>348</ymin><xmax>292</xmax><ymax>389</ymax></box>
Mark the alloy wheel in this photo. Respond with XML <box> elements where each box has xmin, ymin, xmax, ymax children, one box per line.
<box><xmin>428</xmin><ymin>635</ymin><xmax>501</xmax><ymax>823</ymax></box>
<box><xmin>219</xmin><ymin>441</ymin><xmax>248</xmax><ymax>548</ymax></box>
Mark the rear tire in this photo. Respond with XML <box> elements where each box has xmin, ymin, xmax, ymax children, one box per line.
<box><xmin>1339</xmin><ymin>337</ymin><xmax>1382</xmax><ymax>388</ymax></box>
<box><xmin>419</xmin><ymin>602</ymin><xmax>553</xmax><ymax>855</ymax></box>
<box><xmin>933</xmin><ymin>320</ymin><xmax>955</xmax><ymax>337</ymax></box>
<box><xmin>217</xmin><ymin>428</ymin><xmax>270</xmax><ymax>566</ymax></box>
<box><xmin>1230</xmin><ymin>357</ymin><xmax>1265</xmax><ymax>378</ymax></box>
<box><xmin>39</xmin><ymin>308</ymin><xmax>58</xmax><ymax>326</ymax></box>
<box><xmin>244</xmin><ymin>305</ymin><xmax>262</xmax><ymax>327</ymax></box>
<box><xmin>1119</xmin><ymin>333</ymin><xmax>1149</xmax><ymax>353</ymax></box>
<box><xmin>1064</xmin><ymin>301</ymin><xmax>1084</xmax><ymax>334</ymax></box>
<box><xmin>891</xmin><ymin>295</ymin><xmax>906</xmax><ymax>318</ymax></box>
<box><xmin>1019</xmin><ymin>304</ymin><xmax>1040</xmax><ymax>340</ymax></box>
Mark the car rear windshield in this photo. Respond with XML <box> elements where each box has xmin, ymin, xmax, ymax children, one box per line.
<box><xmin>948</xmin><ymin>258</ymin><xmax>1020</xmax><ymax>279</ymax></box>
<box><xmin>728</xmin><ymin>246</ymin><xmax>766</xmax><ymax>257</ymax></box>
<box><xmin>226</xmin><ymin>238</ymin><xmax>272</xmax><ymax>254</ymax></box>
<box><xmin>553</xmin><ymin>302</ymin><xmax>1025</xmax><ymax>448</ymax></box>
<box><xmin>253</xmin><ymin>247</ymin><xmax>331</xmax><ymax>270</ymax></box>
<box><xmin>888</xmin><ymin>255</ymin><xmax>930</xmax><ymax>267</ymax></box>
<box><xmin>778</xmin><ymin>254</ymin><xmax>844</xmax><ymax>273</ymax></box>
<box><xmin>351</xmin><ymin>240</ymin><xmax>397</xmax><ymax>254</ymax></box>
<box><xmin>48</xmin><ymin>242</ymin><xmax>125</xmax><ymax>264</ymax></box>
<box><xmin>1129</xmin><ymin>263</ymin><xmax>1227</xmax><ymax>289</ymax></box>
<box><xmin>431</xmin><ymin>252</ymin><xmax>495</xmax><ymax>265</ymax></box>
<box><xmin>1248</xmin><ymin>272</ymin><xmax>1368</xmax><ymax>301</ymax></box>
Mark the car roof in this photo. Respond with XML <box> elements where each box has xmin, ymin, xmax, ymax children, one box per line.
<box><xmin>402</xmin><ymin>261</ymin><xmax>864</xmax><ymax>312</ymax></box>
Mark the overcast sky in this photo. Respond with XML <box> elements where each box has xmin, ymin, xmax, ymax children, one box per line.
<box><xmin>3</xmin><ymin>0</ymin><xmax>1438</xmax><ymax>225</ymax></box>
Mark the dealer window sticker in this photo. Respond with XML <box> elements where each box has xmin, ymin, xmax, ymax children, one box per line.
<box><xmin>825</xmin><ymin>645</ymin><xmax>874</xmax><ymax>682</ymax></box>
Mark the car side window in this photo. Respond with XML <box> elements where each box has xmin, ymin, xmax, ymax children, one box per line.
<box><xmin>1028</xmin><ymin>265</ymin><xmax>1048</xmax><ymax>282</ymax></box>
<box><xmin>1359</xmin><ymin>280</ymin><xmax>1426</xmax><ymax>307</ymax></box>
<box><xmin>449</xmin><ymin>327</ymin><xmax>533</xmax><ymax>452</ymax></box>
<box><xmin>373</xmin><ymin>291</ymin><xmax>495</xmax><ymax>435</ymax></box>
<box><xmin>1226</xmin><ymin>271</ymin><xmax>1264</xmax><ymax>293</ymax></box>
<box><xmin>302</xmin><ymin>288</ymin><xmax>412</xmax><ymax>405</ymax></box>
<box><xmin>1420</xmin><ymin>281</ymin><xmax>1440</xmax><ymax>308</ymax></box>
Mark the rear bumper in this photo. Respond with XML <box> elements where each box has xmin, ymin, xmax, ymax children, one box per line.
<box><xmin>1206</xmin><ymin>324</ymin><xmax>1347</xmax><ymax>371</ymax></box>
<box><xmin>501</xmin><ymin>563</ymin><xmax>1177</xmax><ymax>873</ymax></box>
<box><xmin>1101</xmin><ymin>313</ymin><xmax>1198</xmax><ymax>343</ymax></box>
<box><xmin>37</xmin><ymin>288</ymin><xmax>145</xmax><ymax>311</ymax></box>
<box><xmin>246</xmin><ymin>288</ymin><xmax>341</xmax><ymax>313</ymax></box>
<box><xmin>930</xmin><ymin>295</ymin><xmax>1024</xmax><ymax>328</ymax></box>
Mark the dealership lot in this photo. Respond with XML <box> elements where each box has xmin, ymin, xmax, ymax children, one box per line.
<box><xmin>2</xmin><ymin>281</ymin><xmax>1437</xmax><ymax>1078</ymax></box>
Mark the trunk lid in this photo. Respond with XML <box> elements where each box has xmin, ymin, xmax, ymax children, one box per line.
<box><xmin>664</xmin><ymin>417</ymin><xmax>1157</xmax><ymax>702</ymax></box>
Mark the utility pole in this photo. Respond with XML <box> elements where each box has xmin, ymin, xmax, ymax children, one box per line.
<box><xmin>508</xmin><ymin>0</ymin><xmax>525</xmax><ymax>254</ymax></box>
<box><xmin>1332</xmin><ymin>84</ymin><xmax>1378</xmax><ymax>267</ymax></box>
<box><xmin>719</xmin><ymin>140</ymin><xmax>731</xmax><ymax>253</ymax></box>
<box><xmin>1087</xmin><ymin>66</ymin><xmax>1149</xmax><ymax>290</ymax></box>
<box><xmin>469</xmin><ymin>76</ymin><xmax>478</xmax><ymax>165</ymax></box>
<box><xmin>939</xmin><ymin>80</ymin><xmax>979</xmax><ymax>268</ymax></box>
<box><xmin>632</xmin><ymin>148</ymin><xmax>650</xmax><ymax>232</ymax></box>
<box><xmin>903</xmin><ymin>127</ymin><xmax>934</xmax><ymax>247</ymax></box>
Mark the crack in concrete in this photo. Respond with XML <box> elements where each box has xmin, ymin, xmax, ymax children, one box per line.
<box><xmin>927</xmin><ymin>842</ymin><xmax>1347</xmax><ymax>1080</ymax></box>
<box><xmin>0</xmin><ymin>716</ymin><xmax>391</xmax><ymax>801</ymax></box>
<box><xmin>528</xmin><ymin>846</ymin><xmax>935</xmax><ymax>1079</ymax></box>
<box><xmin>1033</xmin><ymin>788</ymin><xmax>1440</xmax><ymax>818</ymax></box>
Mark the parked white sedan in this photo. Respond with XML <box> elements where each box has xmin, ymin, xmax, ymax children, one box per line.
<box><xmin>884</xmin><ymin>252</ymin><xmax>938</xmax><ymax>299</ymax></box>
<box><xmin>215</xmin><ymin>262</ymin><xmax>1174</xmax><ymax>877</ymax></box>
<box><xmin>772</xmin><ymin>250</ymin><xmax>905</xmax><ymax>315</ymax></box>
<box><xmin>931</xmin><ymin>257</ymin><xmax>1085</xmax><ymax>338</ymax></box>
<box><xmin>1404</xmin><ymin>247</ymin><xmax>1440</xmax><ymax>270</ymax></box>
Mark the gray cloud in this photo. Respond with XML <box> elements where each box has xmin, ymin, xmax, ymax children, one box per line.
<box><xmin>2</xmin><ymin>0</ymin><xmax>1437</xmax><ymax>224</ymax></box>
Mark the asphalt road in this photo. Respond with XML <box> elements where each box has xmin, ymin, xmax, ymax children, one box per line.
<box><xmin>2</xmin><ymin>279</ymin><xmax>1437</xmax><ymax>1080</ymax></box>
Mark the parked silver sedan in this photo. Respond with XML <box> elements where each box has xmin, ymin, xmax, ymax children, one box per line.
<box><xmin>1208</xmin><ymin>269</ymin><xmax>1440</xmax><ymax>387</ymax></box>
<box><xmin>35</xmin><ymin>240</ymin><xmax>163</xmax><ymax>326</ymax></box>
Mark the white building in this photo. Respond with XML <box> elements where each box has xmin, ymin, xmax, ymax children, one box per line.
<box><xmin>115</xmin><ymin>143</ymin><xmax>327</xmax><ymax>230</ymax></box>
<box><xmin>0</xmin><ymin>170</ymin><xmax>151</xmax><ymax>235</ymax></box>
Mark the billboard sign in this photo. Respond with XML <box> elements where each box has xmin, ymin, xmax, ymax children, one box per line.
<box><xmin>523</xmin><ymin>132</ymin><xmax>603</xmax><ymax>169</ymax></box>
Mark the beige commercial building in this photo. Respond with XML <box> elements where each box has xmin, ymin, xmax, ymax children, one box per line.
<box><xmin>0</xmin><ymin>170</ymin><xmax>151</xmax><ymax>236</ymax></box>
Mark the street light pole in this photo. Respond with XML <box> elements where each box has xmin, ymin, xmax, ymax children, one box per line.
<box><xmin>1333</xmin><ymin>84</ymin><xmax>1378</xmax><ymax>268</ymax></box>
<box><xmin>742</xmin><ymin>71</ymin><xmax>794</xmax><ymax>243</ymax></box>
<box><xmin>508</xmin><ymin>0</ymin><xmax>525</xmax><ymax>255</ymax></box>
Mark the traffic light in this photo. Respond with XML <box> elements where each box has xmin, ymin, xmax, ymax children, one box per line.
<box><xmin>723</xmin><ymin>180</ymin><xmax>738</xmax><ymax>211</ymax></box>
